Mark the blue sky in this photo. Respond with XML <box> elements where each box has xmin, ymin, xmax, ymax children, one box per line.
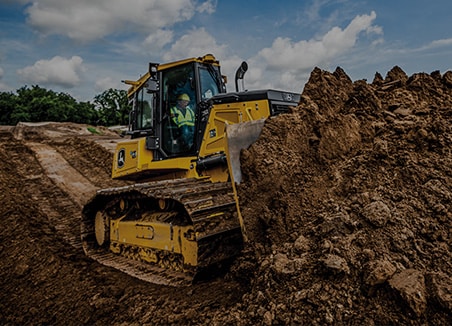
<box><xmin>1</xmin><ymin>0</ymin><xmax>452</xmax><ymax>102</ymax></box>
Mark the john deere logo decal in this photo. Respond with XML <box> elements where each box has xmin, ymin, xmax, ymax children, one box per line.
<box><xmin>117</xmin><ymin>148</ymin><xmax>125</xmax><ymax>168</ymax></box>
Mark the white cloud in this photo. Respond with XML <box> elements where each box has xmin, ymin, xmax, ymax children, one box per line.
<box><xmin>424</xmin><ymin>38</ymin><xmax>452</xmax><ymax>49</ymax></box>
<box><xmin>163</xmin><ymin>27</ymin><xmax>228</xmax><ymax>61</ymax></box>
<box><xmin>300</xmin><ymin>0</ymin><xmax>329</xmax><ymax>25</ymax></box>
<box><xmin>24</xmin><ymin>0</ymin><xmax>198</xmax><ymax>42</ymax></box>
<box><xmin>159</xmin><ymin>27</ymin><xmax>248</xmax><ymax>91</ymax></box>
<box><xmin>94</xmin><ymin>76</ymin><xmax>127</xmax><ymax>93</ymax></box>
<box><xmin>144</xmin><ymin>29</ymin><xmax>174</xmax><ymax>49</ymax></box>
<box><xmin>161</xmin><ymin>27</ymin><xmax>247</xmax><ymax>88</ymax></box>
<box><xmin>370</xmin><ymin>37</ymin><xmax>452</xmax><ymax>58</ymax></box>
<box><xmin>259</xmin><ymin>11</ymin><xmax>378</xmax><ymax>71</ymax></box>
<box><xmin>17</xmin><ymin>55</ymin><xmax>84</xmax><ymax>87</ymax></box>
<box><xmin>197</xmin><ymin>0</ymin><xmax>217</xmax><ymax>14</ymax></box>
<box><xmin>244</xmin><ymin>11</ymin><xmax>380</xmax><ymax>92</ymax></box>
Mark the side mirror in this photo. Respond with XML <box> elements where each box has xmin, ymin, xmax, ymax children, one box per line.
<box><xmin>147</xmin><ymin>62</ymin><xmax>160</xmax><ymax>92</ymax></box>
<box><xmin>146</xmin><ymin>80</ymin><xmax>159</xmax><ymax>92</ymax></box>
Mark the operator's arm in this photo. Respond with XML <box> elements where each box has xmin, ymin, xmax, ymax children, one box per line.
<box><xmin>170</xmin><ymin>107</ymin><xmax>180</xmax><ymax>126</ymax></box>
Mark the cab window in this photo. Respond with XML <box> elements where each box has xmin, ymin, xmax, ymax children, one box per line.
<box><xmin>161</xmin><ymin>64</ymin><xmax>196</xmax><ymax>155</ymax></box>
<box><xmin>199</xmin><ymin>66</ymin><xmax>221</xmax><ymax>100</ymax></box>
<box><xmin>135</xmin><ymin>86</ymin><xmax>154</xmax><ymax>130</ymax></box>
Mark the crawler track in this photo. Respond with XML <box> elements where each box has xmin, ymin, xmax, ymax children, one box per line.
<box><xmin>81</xmin><ymin>178</ymin><xmax>244</xmax><ymax>286</ymax></box>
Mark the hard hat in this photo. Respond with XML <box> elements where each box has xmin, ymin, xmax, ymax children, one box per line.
<box><xmin>177</xmin><ymin>93</ymin><xmax>190</xmax><ymax>101</ymax></box>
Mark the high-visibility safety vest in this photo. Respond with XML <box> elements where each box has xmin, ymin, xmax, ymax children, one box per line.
<box><xmin>170</xmin><ymin>106</ymin><xmax>195</xmax><ymax>127</ymax></box>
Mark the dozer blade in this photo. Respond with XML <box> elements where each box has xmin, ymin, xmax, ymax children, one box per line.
<box><xmin>225</xmin><ymin>119</ymin><xmax>266</xmax><ymax>184</ymax></box>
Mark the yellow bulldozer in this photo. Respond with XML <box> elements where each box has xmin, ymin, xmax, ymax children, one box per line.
<box><xmin>81</xmin><ymin>54</ymin><xmax>299</xmax><ymax>285</ymax></box>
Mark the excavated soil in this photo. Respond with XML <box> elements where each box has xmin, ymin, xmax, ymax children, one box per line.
<box><xmin>1</xmin><ymin>66</ymin><xmax>451</xmax><ymax>325</ymax></box>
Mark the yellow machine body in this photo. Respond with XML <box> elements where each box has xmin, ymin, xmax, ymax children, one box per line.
<box><xmin>81</xmin><ymin>54</ymin><xmax>299</xmax><ymax>285</ymax></box>
<box><xmin>111</xmin><ymin>98</ymin><xmax>273</xmax><ymax>181</ymax></box>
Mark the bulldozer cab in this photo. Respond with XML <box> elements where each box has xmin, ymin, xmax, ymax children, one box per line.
<box><xmin>127</xmin><ymin>55</ymin><xmax>224</xmax><ymax>160</ymax></box>
<box><xmin>117</xmin><ymin>54</ymin><xmax>299</xmax><ymax>182</ymax></box>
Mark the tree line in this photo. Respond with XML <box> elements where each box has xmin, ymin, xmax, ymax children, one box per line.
<box><xmin>0</xmin><ymin>85</ymin><xmax>130</xmax><ymax>126</ymax></box>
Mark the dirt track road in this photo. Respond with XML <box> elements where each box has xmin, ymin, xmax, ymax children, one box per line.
<box><xmin>0</xmin><ymin>123</ymin><xmax>244</xmax><ymax>325</ymax></box>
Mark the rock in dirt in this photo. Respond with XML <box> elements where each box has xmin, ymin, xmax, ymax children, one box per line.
<box><xmin>364</xmin><ymin>259</ymin><xmax>397</xmax><ymax>286</ymax></box>
<box><xmin>321</xmin><ymin>254</ymin><xmax>350</xmax><ymax>274</ymax></box>
<box><xmin>426</xmin><ymin>272</ymin><xmax>452</xmax><ymax>313</ymax></box>
<box><xmin>389</xmin><ymin>269</ymin><xmax>427</xmax><ymax>317</ymax></box>
<box><xmin>361</xmin><ymin>200</ymin><xmax>391</xmax><ymax>227</ymax></box>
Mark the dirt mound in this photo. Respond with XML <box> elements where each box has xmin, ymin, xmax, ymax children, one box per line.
<box><xmin>0</xmin><ymin>67</ymin><xmax>451</xmax><ymax>325</ymax></box>
<box><xmin>227</xmin><ymin>66</ymin><xmax>452</xmax><ymax>324</ymax></box>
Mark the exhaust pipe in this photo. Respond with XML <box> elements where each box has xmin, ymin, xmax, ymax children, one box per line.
<box><xmin>234</xmin><ymin>61</ymin><xmax>248</xmax><ymax>92</ymax></box>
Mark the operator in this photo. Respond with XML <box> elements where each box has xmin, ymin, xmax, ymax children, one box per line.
<box><xmin>170</xmin><ymin>93</ymin><xmax>195</xmax><ymax>149</ymax></box>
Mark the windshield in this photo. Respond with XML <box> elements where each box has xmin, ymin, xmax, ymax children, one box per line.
<box><xmin>199</xmin><ymin>66</ymin><xmax>221</xmax><ymax>100</ymax></box>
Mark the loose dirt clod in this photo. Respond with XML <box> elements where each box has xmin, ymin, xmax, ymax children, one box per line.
<box><xmin>1</xmin><ymin>66</ymin><xmax>451</xmax><ymax>325</ymax></box>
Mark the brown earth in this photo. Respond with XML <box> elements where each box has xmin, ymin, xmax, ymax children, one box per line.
<box><xmin>1</xmin><ymin>66</ymin><xmax>451</xmax><ymax>325</ymax></box>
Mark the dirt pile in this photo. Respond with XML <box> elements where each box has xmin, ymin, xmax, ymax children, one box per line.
<box><xmin>224</xmin><ymin>66</ymin><xmax>452</xmax><ymax>324</ymax></box>
<box><xmin>0</xmin><ymin>66</ymin><xmax>451</xmax><ymax>325</ymax></box>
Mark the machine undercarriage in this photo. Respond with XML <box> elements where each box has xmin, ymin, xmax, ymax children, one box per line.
<box><xmin>81</xmin><ymin>178</ymin><xmax>244</xmax><ymax>285</ymax></box>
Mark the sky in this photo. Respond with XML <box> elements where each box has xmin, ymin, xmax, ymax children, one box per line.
<box><xmin>1</xmin><ymin>0</ymin><xmax>452</xmax><ymax>102</ymax></box>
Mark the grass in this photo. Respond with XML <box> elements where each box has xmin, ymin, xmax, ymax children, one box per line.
<box><xmin>87</xmin><ymin>126</ymin><xmax>102</xmax><ymax>135</ymax></box>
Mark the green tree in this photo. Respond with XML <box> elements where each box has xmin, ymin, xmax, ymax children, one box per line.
<box><xmin>16</xmin><ymin>86</ymin><xmax>58</xmax><ymax>122</ymax></box>
<box><xmin>0</xmin><ymin>85</ymin><xmax>122</xmax><ymax>126</ymax></box>
<box><xmin>75</xmin><ymin>100</ymin><xmax>99</xmax><ymax>125</ymax></box>
<box><xmin>94</xmin><ymin>88</ymin><xmax>129</xmax><ymax>126</ymax></box>
<box><xmin>0</xmin><ymin>91</ymin><xmax>19</xmax><ymax>125</ymax></box>
<box><xmin>12</xmin><ymin>85</ymin><xmax>98</xmax><ymax>125</ymax></box>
